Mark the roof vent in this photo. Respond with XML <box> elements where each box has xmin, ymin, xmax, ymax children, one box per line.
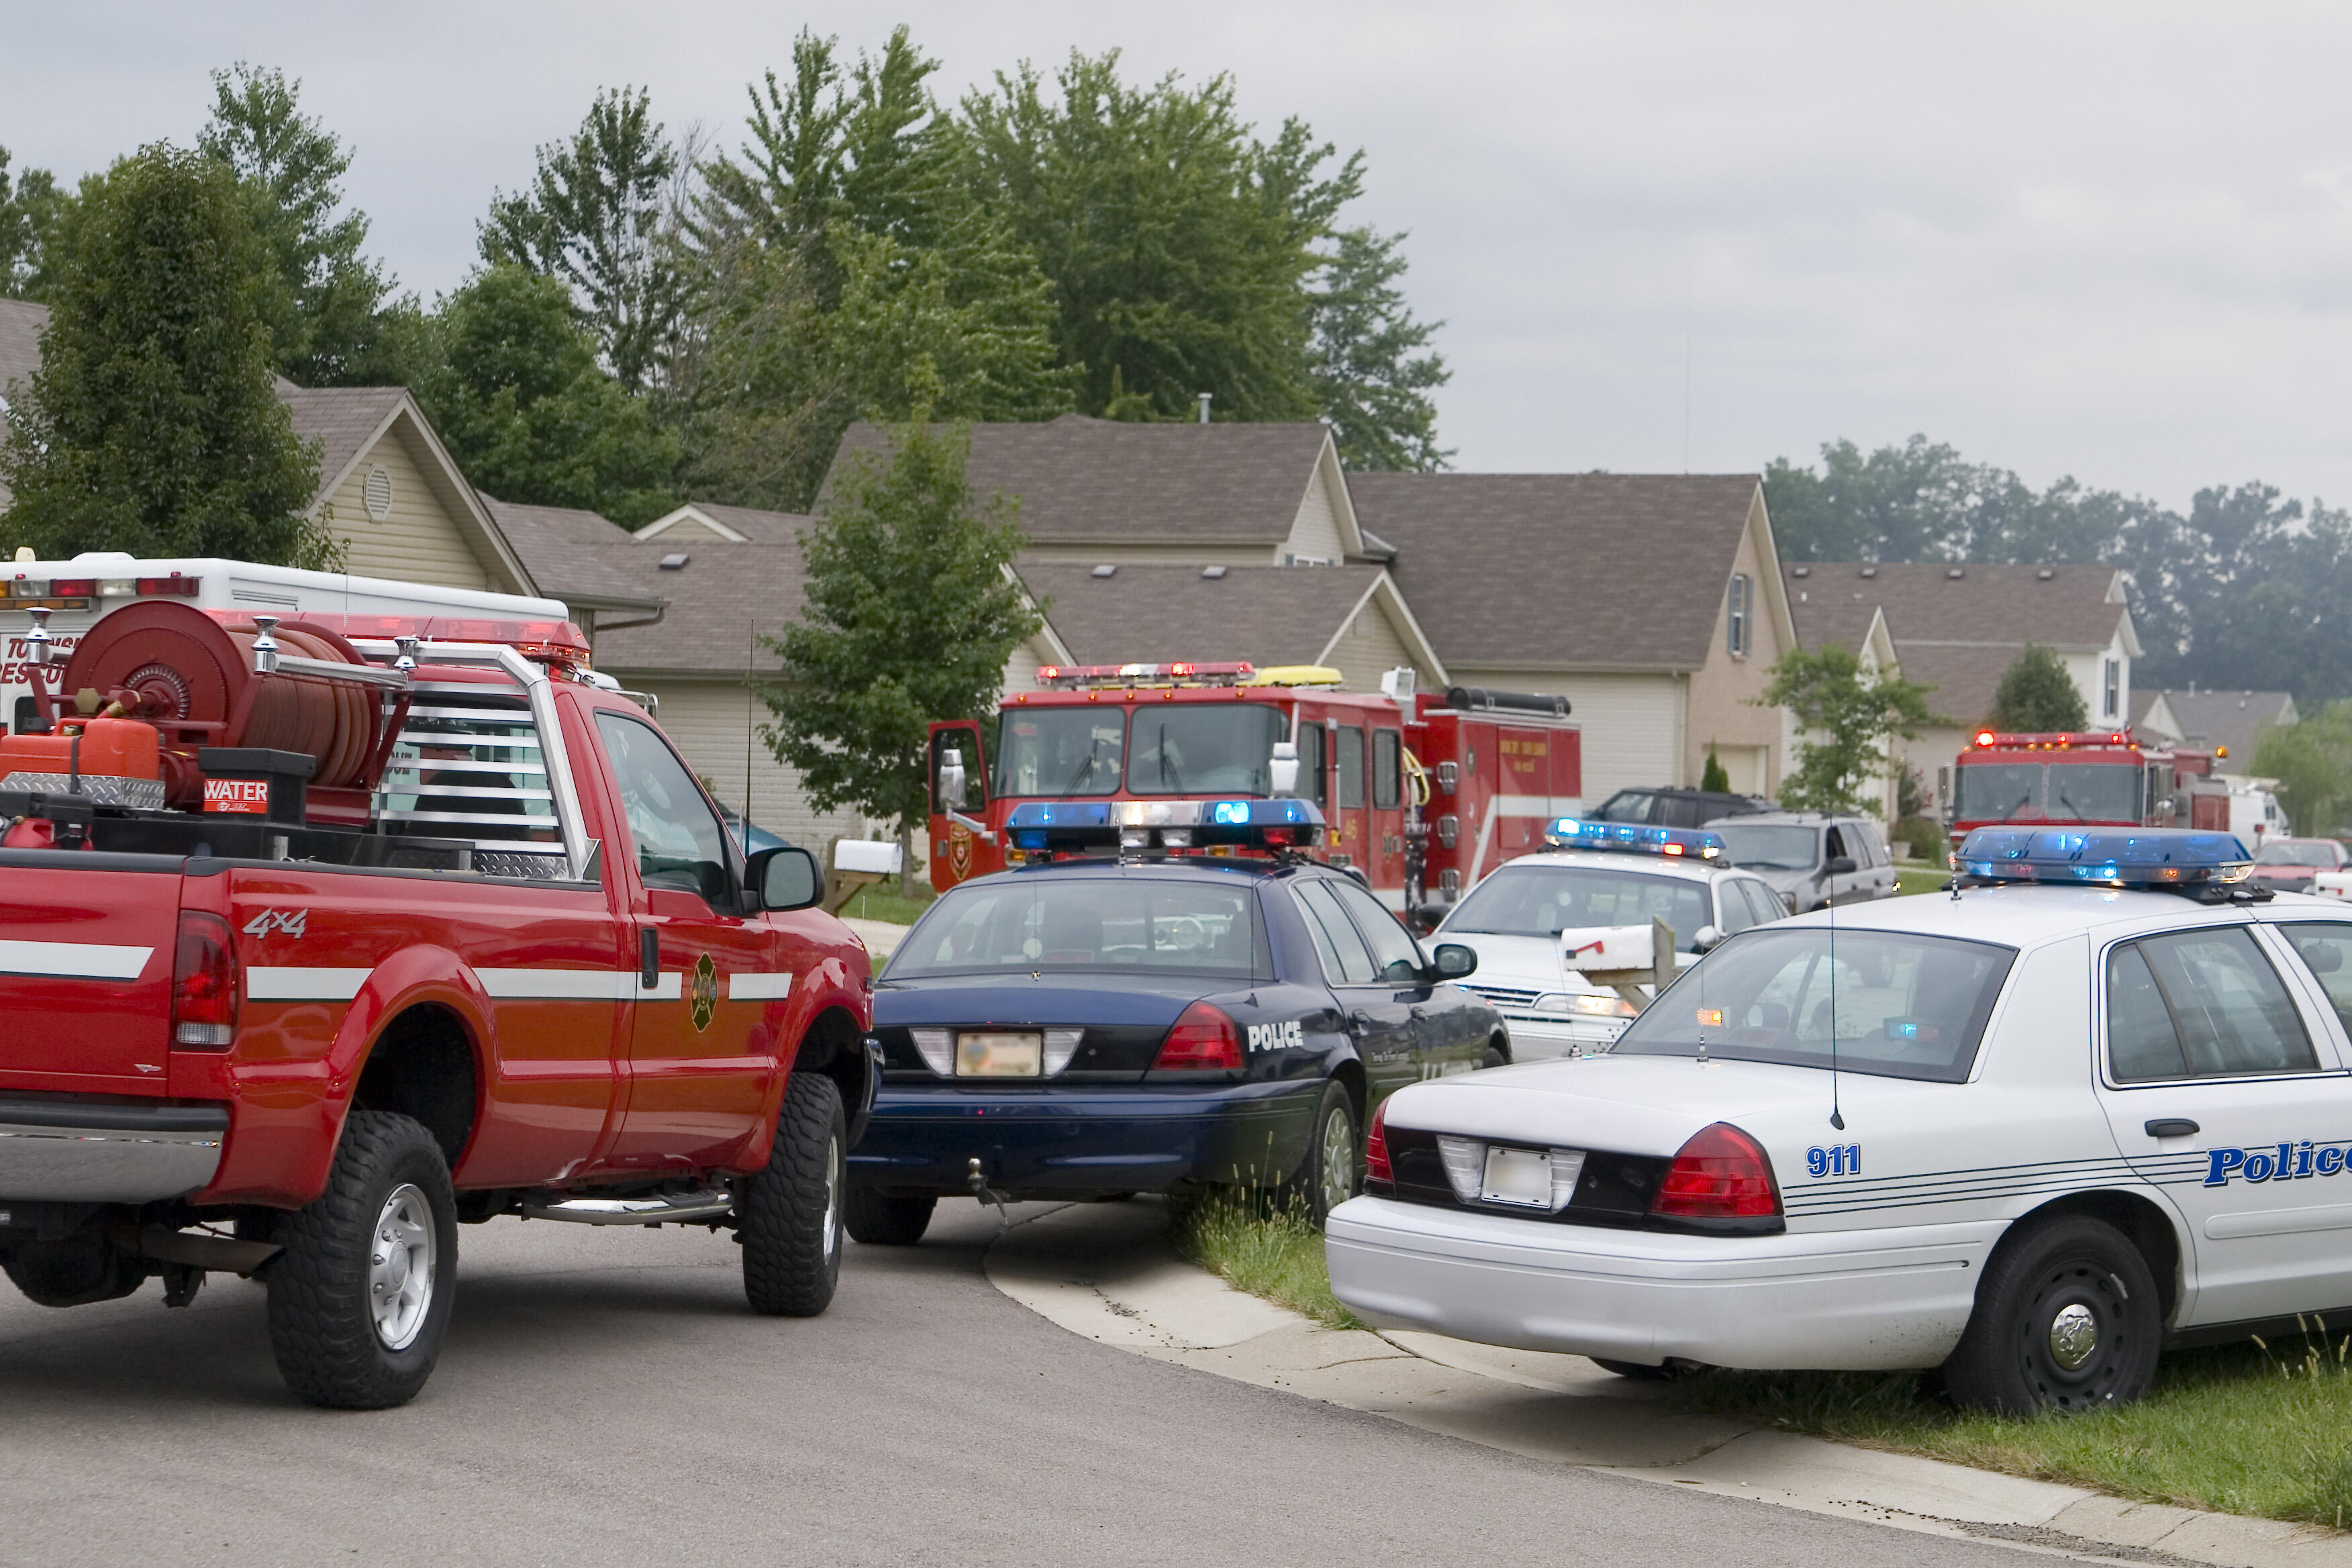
<box><xmin>659</xmin><ymin>552</ymin><xmax>690</xmax><ymax>571</ymax></box>
<box><xmin>2037</xmin><ymin>567</ymin><xmax>2055</xmax><ymax>580</ymax></box>
<box><xmin>1092</xmin><ymin>564</ymin><xmax>1116</xmax><ymax>579</ymax></box>
<box><xmin>1791</xmin><ymin>565</ymin><xmax>1810</xmax><ymax>578</ymax></box>
<box><xmin>1201</xmin><ymin>565</ymin><xmax>1227</xmax><ymax>580</ymax></box>
<box><xmin>1947</xmin><ymin>567</ymin><xmax>1965</xmax><ymax>579</ymax></box>
<box><xmin>1859</xmin><ymin>566</ymin><xmax>1877</xmax><ymax>579</ymax></box>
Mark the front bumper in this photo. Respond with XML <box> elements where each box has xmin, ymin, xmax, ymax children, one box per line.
<box><xmin>0</xmin><ymin>1097</ymin><xmax>229</xmax><ymax>1204</ymax></box>
<box><xmin>850</xmin><ymin>1079</ymin><xmax>1320</xmax><ymax>1197</ymax></box>
<box><xmin>1325</xmin><ymin>1194</ymin><xmax>1998</xmax><ymax>1371</ymax></box>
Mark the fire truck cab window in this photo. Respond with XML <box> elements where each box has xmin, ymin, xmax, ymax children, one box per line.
<box><xmin>2046</xmin><ymin>763</ymin><xmax>2143</xmax><ymax>823</ymax></box>
<box><xmin>996</xmin><ymin>709</ymin><xmax>1124</xmax><ymax>797</ymax></box>
<box><xmin>1128</xmin><ymin>704</ymin><xmax>1285</xmax><ymax>795</ymax></box>
<box><xmin>1337</xmin><ymin>726</ymin><xmax>1365</xmax><ymax>810</ymax></box>
<box><xmin>595</xmin><ymin>712</ymin><xmax>730</xmax><ymax>904</ymax></box>
<box><xmin>1298</xmin><ymin>722</ymin><xmax>1326</xmax><ymax>806</ymax></box>
<box><xmin>930</xmin><ymin>726</ymin><xmax>985</xmax><ymax>812</ymax></box>
<box><xmin>1373</xmin><ymin>729</ymin><xmax>1402</xmax><ymax>810</ymax></box>
<box><xmin>1953</xmin><ymin>763</ymin><xmax>2041</xmax><ymax>821</ymax></box>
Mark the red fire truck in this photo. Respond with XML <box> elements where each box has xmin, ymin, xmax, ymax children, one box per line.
<box><xmin>1943</xmin><ymin>728</ymin><xmax>2227</xmax><ymax>856</ymax></box>
<box><xmin>925</xmin><ymin>663</ymin><xmax>1581</xmax><ymax>918</ymax></box>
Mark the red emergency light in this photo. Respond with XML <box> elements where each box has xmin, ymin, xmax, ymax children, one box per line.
<box><xmin>1971</xmin><ymin>730</ymin><xmax>2140</xmax><ymax>752</ymax></box>
<box><xmin>1037</xmin><ymin>661</ymin><xmax>1256</xmax><ymax>689</ymax></box>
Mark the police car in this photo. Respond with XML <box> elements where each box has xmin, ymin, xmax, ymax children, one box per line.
<box><xmin>1433</xmin><ymin>821</ymin><xmax>1791</xmax><ymax>1061</ymax></box>
<box><xmin>845</xmin><ymin>799</ymin><xmax>1508</xmax><ymax>1245</ymax></box>
<box><xmin>1328</xmin><ymin>826</ymin><xmax>2352</xmax><ymax>1414</ymax></box>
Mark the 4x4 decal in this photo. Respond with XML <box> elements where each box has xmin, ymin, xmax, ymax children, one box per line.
<box><xmin>242</xmin><ymin>908</ymin><xmax>308</xmax><ymax>938</ymax></box>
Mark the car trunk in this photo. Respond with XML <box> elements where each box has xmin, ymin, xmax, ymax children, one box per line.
<box><xmin>875</xmin><ymin>973</ymin><xmax>1204</xmax><ymax>1083</ymax></box>
<box><xmin>0</xmin><ymin>859</ymin><xmax>184</xmax><ymax>1095</ymax></box>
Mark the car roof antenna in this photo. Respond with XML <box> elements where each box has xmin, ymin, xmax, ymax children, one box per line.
<box><xmin>1827</xmin><ymin>890</ymin><xmax>1845</xmax><ymax>1131</ymax></box>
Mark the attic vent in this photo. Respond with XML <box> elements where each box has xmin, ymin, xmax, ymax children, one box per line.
<box><xmin>2037</xmin><ymin>567</ymin><xmax>2055</xmax><ymax>580</ymax></box>
<box><xmin>1091</xmin><ymin>564</ymin><xmax>1116</xmax><ymax>579</ymax></box>
<box><xmin>1201</xmin><ymin>566</ymin><xmax>1227</xmax><ymax>579</ymax></box>
<box><xmin>1947</xmin><ymin>567</ymin><xmax>1965</xmax><ymax>579</ymax></box>
<box><xmin>1791</xmin><ymin>565</ymin><xmax>1810</xmax><ymax>577</ymax></box>
<box><xmin>1859</xmin><ymin>566</ymin><xmax>1877</xmax><ymax>579</ymax></box>
<box><xmin>362</xmin><ymin>464</ymin><xmax>393</xmax><ymax>523</ymax></box>
<box><xmin>659</xmin><ymin>552</ymin><xmax>690</xmax><ymax>571</ymax></box>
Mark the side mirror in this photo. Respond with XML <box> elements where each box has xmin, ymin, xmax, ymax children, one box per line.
<box><xmin>1429</xmin><ymin>942</ymin><xmax>1478</xmax><ymax>980</ymax></box>
<box><xmin>751</xmin><ymin>845</ymin><xmax>824</xmax><ymax>912</ymax></box>
<box><xmin>1692</xmin><ymin>924</ymin><xmax>1723</xmax><ymax>953</ymax></box>
<box><xmin>938</xmin><ymin>747</ymin><xmax>968</xmax><ymax>812</ymax></box>
<box><xmin>1269</xmin><ymin>740</ymin><xmax>1300</xmax><ymax>797</ymax></box>
<box><xmin>1825</xmin><ymin>856</ymin><xmax>1857</xmax><ymax>875</ymax></box>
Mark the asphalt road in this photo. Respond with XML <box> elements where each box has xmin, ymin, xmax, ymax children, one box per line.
<box><xmin>0</xmin><ymin>1202</ymin><xmax>2048</xmax><ymax>1568</ymax></box>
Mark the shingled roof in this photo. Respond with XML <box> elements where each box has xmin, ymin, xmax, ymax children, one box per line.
<box><xmin>1018</xmin><ymin>562</ymin><xmax>1393</xmax><ymax>667</ymax></box>
<box><xmin>2135</xmin><ymin>688</ymin><xmax>2297</xmax><ymax>761</ymax></box>
<box><xmin>1348</xmin><ymin>473</ymin><xmax>1763</xmax><ymax>671</ymax></box>
<box><xmin>829</xmin><ymin>414</ymin><xmax>1338</xmax><ymax>546</ymax></box>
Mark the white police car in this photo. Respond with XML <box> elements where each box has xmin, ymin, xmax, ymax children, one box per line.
<box><xmin>1434</xmin><ymin>821</ymin><xmax>1791</xmax><ymax>1061</ymax></box>
<box><xmin>1328</xmin><ymin>826</ymin><xmax>2352</xmax><ymax>1414</ymax></box>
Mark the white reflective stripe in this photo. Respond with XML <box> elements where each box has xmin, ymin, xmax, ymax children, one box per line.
<box><xmin>639</xmin><ymin>973</ymin><xmax>682</xmax><ymax>1001</ymax></box>
<box><xmin>246</xmin><ymin>967</ymin><xmax>371</xmax><ymax>1001</ymax></box>
<box><xmin>728</xmin><ymin>973</ymin><xmax>793</xmax><ymax>1001</ymax></box>
<box><xmin>1496</xmin><ymin>794</ymin><xmax>1571</xmax><ymax>817</ymax></box>
<box><xmin>0</xmin><ymin>940</ymin><xmax>152</xmax><ymax>980</ymax></box>
<box><xmin>477</xmin><ymin>969</ymin><xmax>636</xmax><ymax>1001</ymax></box>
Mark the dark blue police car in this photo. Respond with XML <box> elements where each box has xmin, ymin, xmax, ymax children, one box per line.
<box><xmin>845</xmin><ymin>799</ymin><xmax>1508</xmax><ymax>1244</ymax></box>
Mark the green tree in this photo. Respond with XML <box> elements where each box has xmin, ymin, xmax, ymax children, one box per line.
<box><xmin>1986</xmin><ymin>643</ymin><xmax>2089</xmax><ymax>732</ymax></box>
<box><xmin>0</xmin><ymin>146</ymin><xmax>70</xmax><ymax>300</ymax></box>
<box><xmin>0</xmin><ymin>144</ymin><xmax>330</xmax><ymax>565</ymax></box>
<box><xmin>1700</xmin><ymin>748</ymin><xmax>1730</xmax><ymax>794</ymax></box>
<box><xmin>481</xmin><ymin>86</ymin><xmax>687</xmax><ymax>397</ymax></box>
<box><xmin>1306</xmin><ymin>225</ymin><xmax>1449</xmax><ymax>470</ymax></box>
<box><xmin>198</xmin><ymin>64</ymin><xmax>401</xmax><ymax>385</ymax></box>
<box><xmin>418</xmin><ymin>264</ymin><xmax>679</xmax><ymax>524</ymax></box>
<box><xmin>1757</xmin><ymin>644</ymin><xmax>1935</xmax><ymax>816</ymax></box>
<box><xmin>2255</xmin><ymin>705</ymin><xmax>2352</xmax><ymax>837</ymax></box>
<box><xmin>757</xmin><ymin>422</ymin><xmax>1040</xmax><ymax>893</ymax></box>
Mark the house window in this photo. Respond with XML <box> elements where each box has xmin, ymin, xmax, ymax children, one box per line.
<box><xmin>1726</xmin><ymin>574</ymin><xmax>1751</xmax><ymax>657</ymax></box>
<box><xmin>2104</xmin><ymin>658</ymin><xmax>2120</xmax><ymax>720</ymax></box>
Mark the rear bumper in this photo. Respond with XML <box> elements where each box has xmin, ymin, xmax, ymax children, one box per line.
<box><xmin>1325</xmin><ymin>1194</ymin><xmax>1997</xmax><ymax>1371</ymax></box>
<box><xmin>0</xmin><ymin>1097</ymin><xmax>229</xmax><ymax>1204</ymax></box>
<box><xmin>850</xmin><ymin>1079</ymin><xmax>1320</xmax><ymax>1197</ymax></box>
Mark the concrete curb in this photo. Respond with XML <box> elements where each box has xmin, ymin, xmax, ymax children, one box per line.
<box><xmin>981</xmin><ymin>1198</ymin><xmax>2352</xmax><ymax>1568</ymax></box>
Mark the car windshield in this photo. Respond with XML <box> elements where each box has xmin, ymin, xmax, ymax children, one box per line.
<box><xmin>1126</xmin><ymin>704</ymin><xmax>1285</xmax><ymax>795</ymax></box>
<box><xmin>2044</xmin><ymin>763</ymin><xmax>2143</xmax><ymax>822</ymax></box>
<box><xmin>1612</xmin><ymin>928</ymin><xmax>2015</xmax><ymax>1083</ymax></box>
<box><xmin>1953</xmin><ymin>763</ymin><xmax>2042</xmax><ymax>821</ymax></box>
<box><xmin>887</xmin><ymin>877</ymin><xmax>1260</xmax><ymax>977</ymax></box>
<box><xmin>1589</xmin><ymin>790</ymin><xmax>1655</xmax><ymax>824</ymax></box>
<box><xmin>2259</xmin><ymin>842</ymin><xmax>2337</xmax><ymax>867</ymax></box>
<box><xmin>1444</xmin><ymin>863</ymin><xmax>1714</xmax><ymax>952</ymax></box>
<box><xmin>1710</xmin><ymin>824</ymin><xmax>1818</xmax><ymax>871</ymax></box>
<box><xmin>995</xmin><ymin>709</ymin><xmax>1125</xmax><ymax>797</ymax></box>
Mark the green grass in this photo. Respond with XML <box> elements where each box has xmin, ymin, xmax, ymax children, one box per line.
<box><xmin>1169</xmin><ymin>1192</ymin><xmax>1364</xmax><ymax>1330</ymax></box>
<box><xmin>1669</xmin><ymin>1328</ymin><xmax>2352</xmax><ymax>1528</ymax></box>
<box><xmin>1895</xmin><ymin>865</ymin><xmax>1950</xmax><ymax>896</ymax></box>
<box><xmin>835</xmin><ymin>883</ymin><xmax>936</xmax><ymax>925</ymax></box>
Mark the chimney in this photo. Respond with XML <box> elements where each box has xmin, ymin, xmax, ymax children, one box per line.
<box><xmin>1197</xmin><ymin>392</ymin><xmax>1212</xmax><ymax>425</ymax></box>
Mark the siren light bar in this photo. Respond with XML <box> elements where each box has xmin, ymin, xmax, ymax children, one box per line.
<box><xmin>1952</xmin><ymin>826</ymin><xmax>2255</xmax><ymax>894</ymax></box>
<box><xmin>1543</xmin><ymin>818</ymin><xmax>1726</xmax><ymax>861</ymax></box>
<box><xmin>1969</xmin><ymin>730</ymin><xmax>2138</xmax><ymax>750</ymax></box>
<box><xmin>1036</xmin><ymin>661</ymin><xmax>1256</xmax><ymax>689</ymax></box>
<box><xmin>1006</xmin><ymin>795</ymin><xmax>1324</xmax><ymax>859</ymax></box>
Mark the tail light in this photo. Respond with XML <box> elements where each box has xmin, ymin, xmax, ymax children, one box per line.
<box><xmin>172</xmin><ymin>911</ymin><xmax>240</xmax><ymax>1048</ymax></box>
<box><xmin>1651</xmin><ymin>1122</ymin><xmax>1780</xmax><ymax>1220</ymax></box>
<box><xmin>1365</xmin><ymin>1097</ymin><xmax>1393</xmax><ymax>1187</ymax></box>
<box><xmin>1154</xmin><ymin>1001</ymin><xmax>1242</xmax><ymax>1070</ymax></box>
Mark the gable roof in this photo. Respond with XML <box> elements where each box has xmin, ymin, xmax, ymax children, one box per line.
<box><xmin>2136</xmin><ymin>688</ymin><xmax>2297</xmax><ymax>761</ymax></box>
<box><xmin>1016</xmin><ymin>562</ymin><xmax>1437</xmax><ymax>674</ymax></box>
<box><xmin>828</xmin><ymin>414</ymin><xmax>1349</xmax><ymax>549</ymax></box>
<box><xmin>636</xmin><ymin>501</ymin><xmax>808</xmax><ymax>546</ymax></box>
<box><xmin>1348</xmin><ymin>473</ymin><xmax>1763</xmax><ymax>670</ymax></box>
<box><xmin>479</xmin><ymin>497</ymin><xmax>665</xmax><ymax>626</ymax></box>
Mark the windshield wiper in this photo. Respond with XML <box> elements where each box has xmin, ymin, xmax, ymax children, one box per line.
<box><xmin>2052</xmin><ymin>788</ymin><xmax>2085</xmax><ymax>822</ymax></box>
<box><xmin>1154</xmin><ymin>722</ymin><xmax>1185</xmax><ymax>793</ymax></box>
<box><xmin>1060</xmin><ymin>741</ymin><xmax>1101</xmax><ymax>796</ymax></box>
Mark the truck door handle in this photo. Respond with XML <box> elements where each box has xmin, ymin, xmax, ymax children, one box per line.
<box><xmin>640</xmin><ymin>928</ymin><xmax>659</xmax><ymax>990</ymax></box>
<box><xmin>2145</xmin><ymin>1118</ymin><xmax>2200</xmax><ymax>1138</ymax></box>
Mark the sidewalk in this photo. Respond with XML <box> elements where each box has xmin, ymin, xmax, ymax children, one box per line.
<box><xmin>983</xmin><ymin>1198</ymin><xmax>2352</xmax><ymax>1568</ymax></box>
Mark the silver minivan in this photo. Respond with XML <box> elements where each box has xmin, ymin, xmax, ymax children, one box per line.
<box><xmin>1703</xmin><ymin>812</ymin><xmax>1898</xmax><ymax>913</ymax></box>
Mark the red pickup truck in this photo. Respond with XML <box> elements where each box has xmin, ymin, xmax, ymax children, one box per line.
<box><xmin>0</xmin><ymin>602</ymin><xmax>874</xmax><ymax>1408</ymax></box>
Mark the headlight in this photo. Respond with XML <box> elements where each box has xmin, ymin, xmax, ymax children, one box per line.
<box><xmin>1532</xmin><ymin>993</ymin><xmax>1635</xmax><ymax>1018</ymax></box>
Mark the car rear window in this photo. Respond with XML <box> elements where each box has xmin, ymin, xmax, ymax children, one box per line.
<box><xmin>1612</xmin><ymin>927</ymin><xmax>2015</xmax><ymax>1083</ymax></box>
<box><xmin>887</xmin><ymin>877</ymin><xmax>1261</xmax><ymax>978</ymax></box>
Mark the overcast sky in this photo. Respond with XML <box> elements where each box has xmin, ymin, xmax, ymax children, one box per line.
<box><xmin>6</xmin><ymin>2</ymin><xmax>2349</xmax><ymax>511</ymax></box>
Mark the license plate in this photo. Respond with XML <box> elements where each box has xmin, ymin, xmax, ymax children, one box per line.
<box><xmin>1481</xmin><ymin>1145</ymin><xmax>1554</xmax><ymax>1208</ymax></box>
<box><xmin>956</xmin><ymin>1031</ymin><xmax>1042</xmax><ymax>1077</ymax></box>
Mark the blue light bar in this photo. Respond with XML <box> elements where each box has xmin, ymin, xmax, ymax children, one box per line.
<box><xmin>1953</xmin><ymin>826</ymin><xmax>2254</xmax><ymax>888</ymax></box>
<box><xmin>1001</xmin><ymin>797</ymin><xmax>1324</xmax><ymax>857</ymax></box>
<box><xmin>1542</xmin><ymin>817</ymin><xmax>1725</xmax><ymax>862</ymax></box>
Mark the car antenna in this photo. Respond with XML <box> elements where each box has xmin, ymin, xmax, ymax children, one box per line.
<box><xmin>1826</xmin><ymin>876</ymin><xmax>1845</xmax><ymax>1131</ymax></box>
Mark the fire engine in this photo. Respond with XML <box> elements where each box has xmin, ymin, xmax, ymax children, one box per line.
<box><xmin>1941</xmin><ymin>728</ymin><xmax>2229</xmax><ymax>856</ymax></box>
<box><xmin>926</xmin><ymin>663</ymin><xmax>1581</xmax><ymax>920</ymax></box>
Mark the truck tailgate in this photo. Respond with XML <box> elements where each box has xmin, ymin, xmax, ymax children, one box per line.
<box><xmin>0</xmin><ymin>859</ymin><xmax>181</xmax><ymax>1093</ymax></box>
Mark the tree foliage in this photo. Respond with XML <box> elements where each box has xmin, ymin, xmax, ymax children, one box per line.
<box><xmin>417</xmin><ymin>264</ymin><xmax>679</xmax><ymax>525</ymax></box>
<box><xmin>2255</xmin><ymin>705</ymin><xmax>2352</xmax><ymax>838</ymax></box>
<box><xmin>1700</xmin><ymin>748</ymin><xmax>1730</xmax><ymax>794</ymax></box>
<box><xmin>0</xmin><ymin>146</ymin><xmax>69</xmax><ymax>301</ymax></box>
<box><xmin>0</xmin><ymin>144</ymin><xmax>330</xmax><ymax>565</ymax></box>
<box><xmin>1986</xmin><ymin>643</ymin><xmax>2089</xmax><ymax>732</ymax></box>
<box><xmin>758</xmin><ymin>422</ymin><xmax>1040</xmax><ymax>883</ymax></box>
<box><xmin>1756</xmin><ymin>644</ymin><xmax>1935</xmax><ymax>816</ymax></box>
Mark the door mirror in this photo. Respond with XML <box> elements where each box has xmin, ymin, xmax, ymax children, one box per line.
<box><xmin>1429</xmin><ymin>942</ymin><xmax>1478</xmax><ymax>980</ymax></box>
<box><xmin>1824</xmin><ymin>856</ymin><xmax>1857</xmax><ymax>876</ymax></box>
<box><xmin>1269</xmin><ymin>740</ymin><xmax>1300</xmax><ymax>797</ymax></box>
<box><xmin>938</xmin><ymin>747</ymin><xmax>968</xmax><ymax>812</ymax></box>
<box><xmin>1692</xmin><ymin>924</ymin><xmax>1723</xmax><ymax>953</ymax></box>
<box><xmin>751</xmin><ymin>845</ymin><xmax>824</xmax><ymax>912</ymax></box>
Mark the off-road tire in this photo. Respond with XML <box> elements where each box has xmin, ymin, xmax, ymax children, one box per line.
<box><xmin>1941</xmin><ymin>1214</ymin><xmax>2161</xmax><ymax>1416</ymax></box>
<box><xmin>266</xmin><ymin>1110</ymin><xmax>457</xmax><ymax>1410</ymax></box>
<box><xmin>845</xmin><ymin>1189</ymin><xmax>935</xmax><ymax>1246</ymax></box>
<box><xmin>1281</xmin><ymin>1081</ymin><xmax>1360</xmax><ymax>1229</ymax></box>
<box><xmin>740</xmin><ymin>1072</ymin><xmax>844</xmax><ymax>1316</ymax></box>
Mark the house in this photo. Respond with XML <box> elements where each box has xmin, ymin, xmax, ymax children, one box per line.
<box><xmin>2134</xmin><ymin>688</ymin><xmax>2298</xmax><ymax>767</ymax></box>
<box><xmin>1349</xmin><ymin>473</ymin><xmax>1794</xmax><ymax>806</ymax></box>
<box><xmin>1785</xmin><ymin>562</ymin><xmax>2139</xmax><ymax>814</ymax></box>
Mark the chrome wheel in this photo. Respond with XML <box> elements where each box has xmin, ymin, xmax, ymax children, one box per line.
<box><xmin>822</xmin><ymin>1134</ymin><xmax>842</xmax><ymax>1266</ymax></box>
<box><xmin>1318</xmin><ymin>1104</ymin><xmax>1359</xmax><ymax>1217</ymax></box>
<box><xmin>369</xmin><ymin>1183</ymin><xmax>436</xmax><ymax>1352</ymax></box>
<box><xmin>2048</xmin><ymin>1303</ymin><xmax>2099</xmax><ymax>1371</ymax></box>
